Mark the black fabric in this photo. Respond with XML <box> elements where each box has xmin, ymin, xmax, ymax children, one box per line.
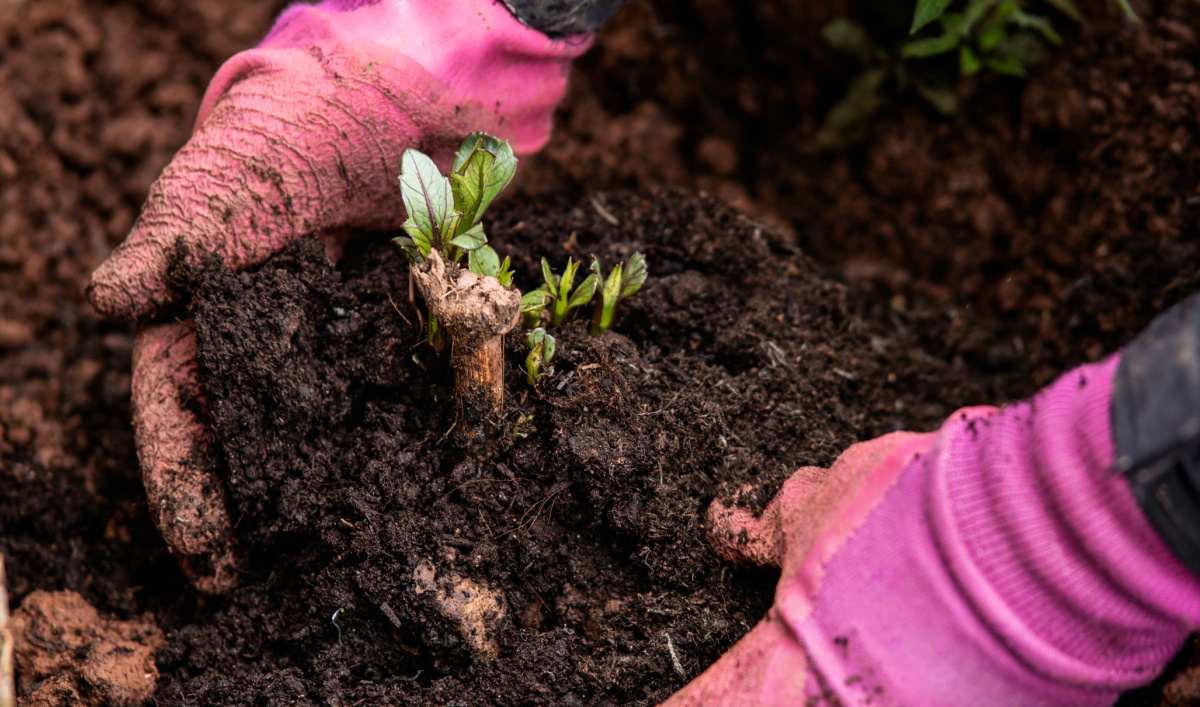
<box><xmin>1114</xmin><ymin>292</ymin><xmax>1200</xmax><ymax>573</ymax></box>
<box><xmin>500</xmin><ymin>0</ymin><xmax>627</xmax><ymax>36</ymax></box>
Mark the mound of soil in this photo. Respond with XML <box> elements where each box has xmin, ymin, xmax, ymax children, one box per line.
<box><xmin>1</xmin><ymin>0</ymin><xmax>1198</xmax><ymax>704</ymax></box>
<box><xmin>161</xmin><ymin>190</ymin><xmax>992</xmax><ymax>704</ymax></box>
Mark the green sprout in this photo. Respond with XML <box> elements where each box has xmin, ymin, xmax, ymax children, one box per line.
<box><xmin>531</xmin><ymin>257</ymin><xmax>599</xmax><ymax>327</ymax></box>
<box><xmin>394</xmin><ymin>133</ymin><xmax>523</xmax><ymax>417</ymax></box>
<box><xmin>819</xmin><ymin>0</ymin><xmax>1137</xmax><ymax>149</ymax></box>
<box><xmin>589</xmin><ymin>253</ymin><xmax>647</xmax><ymax>336</ymax></box>
<box><xmin>525</xmin><ymin>328</ymin><xmax>556</xmax><ymax>387</ymax></box>
<box><xmin>394</xmin><ymin>132</ymin><xmax>517</xmax><ymax>283</ymax></box>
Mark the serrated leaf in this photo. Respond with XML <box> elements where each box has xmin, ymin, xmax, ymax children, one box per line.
<box><xmin>902</xmin><ymin>32</ymin><xmax>960</xmax><ymax>58</ymax></box>
<box><xmin>450</xmin><ymin>224</ymin><xmax>487</xmax><ymax>251</ymax></box>
<box><xmin>821</xmin><ymin>19</ymin><xmax>878</xmax><ymax>64</ymax></box>
<box><xmin>541</xmin><ymin>258</ymin><xmax>558</xmax><ymax>293</ymax></box>
<box><xmin>911</xmin><ymin>0</ymin><xmax>953</xmax><ymax>34</ymax></box>
<box><xmin>399</xmin><ymin>149</ymin><xmax>454</xmax><ymax>248</ymax></box>
<box><xmin>469</xmin><ymin>245</ymin><xmax>501</xmax><ymax>278</ymax></box>
<box><xmin>521</xmin><ymin>287</ymin><xmax>551</xmax><ymax>313</ymax></box>
<box><xmin>620</xmin><ymin>253</ymin><xmax>647</xmax><ymax>298</ymax></box>
<box><xmin>1042</xmin><ymin>0</ymin><xmax>1083</xmax><ymax>22</ymax></box>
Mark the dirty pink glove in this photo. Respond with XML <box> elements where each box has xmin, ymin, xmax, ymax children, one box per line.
<box><xmin>670</xmin><ymin>353</ymin><xmax>1200</xmax><ymax>706</ymax></box>
<box><xmin>87</xmin><ymin>0</ymin><xmax>590</xmax><ymax>592</ymax></box>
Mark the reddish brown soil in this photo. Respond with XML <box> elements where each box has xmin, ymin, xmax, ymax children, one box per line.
<box><xmin>0</xmin><ymin>0</ymin><xmax>1197</xmax><ymax>704</ymax></box>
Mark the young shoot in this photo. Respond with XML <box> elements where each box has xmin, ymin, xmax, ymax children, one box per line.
<box><xmin>525</xmin><ymin>328</ymin><xmax>556</xmax><ymax>387</ymax></box>
<box><xmin>394</xmin><ymin>133</ymin><xmax>522</xmax><ymax>416</ymax></box>
<box><xmin>534</xmin><ymin>257</ymin><xmax>598</xmax><ymax>327</ymax></box>
<box><xmin>590</xmin><ymin>253</ymin><xmax>647</xmax><ymax>336</ymax></box>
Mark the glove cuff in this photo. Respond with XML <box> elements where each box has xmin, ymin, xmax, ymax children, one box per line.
<box><xmin>1113</xmin><ymin>293</ymin><xmax>1200</xmax><ymax>573</ymax></box>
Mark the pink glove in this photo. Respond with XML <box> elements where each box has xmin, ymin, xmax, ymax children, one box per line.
<box><xmin>88</xmin><ymin>0</ymin><xmax>589</xmax><ymax>592</ymax></box>
<box><xmin>670</xmin><ymin>354</ymin><xmax>1200</xmax><ymax>706</ymax></box>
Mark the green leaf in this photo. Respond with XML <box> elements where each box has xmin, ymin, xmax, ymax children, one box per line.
<box><xmin>497</xmin><ymin>256</ymin><xmax>514</xmax><ymax>288</ymax></box>
<box><xmin>469</xmin><ymin>245</ymin><xmax>501</xmax><ymax>278</ymax></box>
<box><xmin>821</xmin><ymin>18</ymin><xmax>878</xmax><ymax>63</ymax></box>
<box><xmin>962</xmin><ymin>0</ymin><xmax>1001</xmax><ymax>31</ymax></box>
<box><xmin>911</xmin><ymin>0</ymin><xmax>953</xmax><ymax>34</ymax></box>
<box><xmin>560</xmin><ymin>259</ymin><xmax>580</xmax><ymax>299</ymax></box>
<box><xmin>399</xmin><ymin>149</ymin><xmax>454</xmax><ymax>248</ymax></box>
<box><xmin>914</xmin><ymin>80</ymin><xmax>959</xmax><ymax>114</ymax></box>
<box><xmin>1041</xmin><ymin>0</ymin><xmax>1083</xmax><ymax>22</ymax></box>
<box><xmin>402</xmin><ymin>218</ymin><xmax>433</xmax><ymax>256</ymax></box>
<box><xmin>902</xmin><ymin>32</ymin><xmax>961</xmax><ymax>58</ymax></box>
<box><xmin>568</xmin><ymin>273</ymin><xmax>599</xmax><ymax>309</ymax></box>
<box><xmin>449</xmin><ymin>224</ymin><xmax>487</xmax><ymax>251</ymax></box>
<box><xmin>450</xmin><ymin>133</ymin><xmax>518</xmax><ymax>228</ymax></box>
<box><xmin>542</xmin><ymin>331</ymin><xmax>556</xmax><ymax>362</ymax></box>
<box><xmin>602</xmin><ymin>264</ymin><xmax>622</xmax><ymax>305</ymax></box>
<box><xmin>817</xmin><ymin>68</ymin><xmax>887</xmax><ymax>150</ymax></box>
<box><xmin>983</xmin><ymin>54</ymin><xmax>1027</xmax><ymax>76</ymax></box>
<box><xmin>541</xmin><ymin>258</ymin><xmax>558</xmax><ymax>293</ymax></box>
<box><xmin>620</xmin><ymin>253</ymin><xmax>647</xmax><ymax>299</ymax></box>
<box><xmin>1012</xmin><ymin>10</ymin><xmax>1061</xmax><ymax>45</ymax></box>
<box><xmin>960</xmin><ymin>44</ymin><xmax>982</xmax><ymax>75</ymax></box>
<box><xmin>1111</xmin><ymin>0</ymin><xmax>1139</xmax><ymax>22</ymax></box>
<box><xmin>521</xmin><ymin>287</ymin><xmax>551</xmax><ymax>313</ymax></box>
<box><xmin>527</xmin><ymin>327</ymin><xmax>546</xmax><ymax>348</ymax></box>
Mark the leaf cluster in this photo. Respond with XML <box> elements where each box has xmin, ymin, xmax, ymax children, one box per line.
<box><xmin>394</xmin><ymin>132</ymin><xmax>517</xmax><ymax>285</ymax></box>
<box><xmin>819</xmin><ymin>0</ymin><xmax>1137</xmax><ymax>149</ymax></box>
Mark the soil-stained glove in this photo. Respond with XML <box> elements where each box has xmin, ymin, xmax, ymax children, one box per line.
<box><xmin>87</xmin><ymin>0</ymin><xmax>591</xmax><ymax>592</ymax></box>
<box><xmin>670</xmin><ymin>296</ymin><xmax>1200</xmax><ymax>706</ymax></box>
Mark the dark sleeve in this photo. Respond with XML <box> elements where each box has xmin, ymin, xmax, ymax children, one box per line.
<box><xmin>499</xmin><ymin>0</ymin><xmax>628</xmax><ymax>37</ymax></box>
<box><xmin>1113</xmin><ymin>292</ymin><xmax>1200</xmax><ymax>573</ymax></box>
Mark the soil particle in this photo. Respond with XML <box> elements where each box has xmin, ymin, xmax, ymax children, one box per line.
<box><xmin>10</xmin><ymin>590</ymin><xmax>163</xmax><ymax>706</ymax></box>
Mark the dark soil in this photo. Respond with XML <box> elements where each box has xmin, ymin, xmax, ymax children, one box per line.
<box><xmin>164</xmin><ymin>190</ymin><xmax>987</xmax><ymax>704</ymax></box>
<box><xmin>0</xmin><ymin>0</ymin><xmax>1197</xmax><ymax>705</ymax></box>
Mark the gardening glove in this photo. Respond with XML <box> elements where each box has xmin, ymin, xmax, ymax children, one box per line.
<box><xmin>86</xmin><ymin>0</ymin><xmax>594</xmax><ymax>593</ymax></box>
<box><xmin>670</xmin><ymin>293</ymin><xmax>1200</xmax><ymax>706</ymax></box>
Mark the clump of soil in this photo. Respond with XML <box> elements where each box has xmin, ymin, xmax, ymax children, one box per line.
<box><xmin>10</xmin><ymin>590</ymin><xmax>163</xmax><ymax>706</ymax></box>
<box><xmin>164</xmin><ymin>190</ymin><xmax>990</xmax><ymax>704</ymax></box>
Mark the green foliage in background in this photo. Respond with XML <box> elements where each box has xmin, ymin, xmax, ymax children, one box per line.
<box><xmin>819</xmin><ymin>0</ymin><xmax>1138</xmax><ymax>149</ymax></box>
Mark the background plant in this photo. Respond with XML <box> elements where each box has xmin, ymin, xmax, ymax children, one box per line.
<box><xmin>590</xmin><ymin>253</ymin><xmax>647</xmax><ymax>335</ymax></box>
<box><xmin>524</xmin><ymin>328</ymin><xmax>556</xmax><ymax>386</ymax></box>
<box><xmin>819</xmin><ymin>0</ymin><xmax>1138</xmax><ymax>149</ymax></box>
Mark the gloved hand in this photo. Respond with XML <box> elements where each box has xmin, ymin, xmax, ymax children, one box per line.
<box><xmin>669</xmin><ymin>298</ymin><xmax>1200</xmax><ymax>705</ymax></box>
<box><xmin>87</xmin><ymin>0</ymin><xmax>590</xmax><ymax>592</ymax></box>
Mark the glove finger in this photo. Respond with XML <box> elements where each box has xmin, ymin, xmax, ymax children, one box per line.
<box><xmin>87</xmin><ymin>48</ymin><xmax>424</xmax><ymax>321</ymax></box>
<box><xmin>132</xmin><ymin>320</ymin><xmax>236</xmax><ymax>593</ymax></box>
<box><xmin>662</xmin><ymin>613</ymin><xmax>809</xmax><ymax>706</ymax></box>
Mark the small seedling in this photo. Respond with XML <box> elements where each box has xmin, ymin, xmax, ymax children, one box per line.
<box><xmin>532</xmin><ymin>257</ymin><xmax>599</xmax><ymax>327</ymax></box>
<box><xmin>525</xmin><ymin>328</ymin><xmax>556</xmax><ymax>386</ymax></box>
<box><xmin>395</xmin><ymin>133</ymin><xmax>522</xmax><ymax>417</ymax></box>
<box><xmin>590</xmin><ymin>253</ymin><xmax>647</xmax><ymax>336</ymax></box>
<box><xmin>819</xmin><ymin>0</ymin><xmax>1137</xmax><ymax>149</ymax></box>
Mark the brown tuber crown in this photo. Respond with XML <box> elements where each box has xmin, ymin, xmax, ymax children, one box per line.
<box><xmin>412</xmin><ymin>250</ymin><xmax>519</xmax><ymax>417</ymax></box>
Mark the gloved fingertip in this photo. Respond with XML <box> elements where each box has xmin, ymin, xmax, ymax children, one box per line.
<box><xmin>87</xmin><ymin>239</ymin><xmax>173</xmax><ymax>320</ymax></box>
<box><xmin>707</xmin><ymin>497</ymin><xmax>781</xmax><ymax>567</ymax></box>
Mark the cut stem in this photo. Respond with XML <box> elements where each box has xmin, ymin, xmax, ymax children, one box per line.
<box><xmin>411</xmin><ymin>251</ymin><xmax>519</xmax><ymax>418</ymax></box>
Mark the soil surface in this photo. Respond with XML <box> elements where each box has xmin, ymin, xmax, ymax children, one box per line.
<box><xmin>170</xmin><ymin>191</ymin><xmax>990</xmax><ymax>704</ymax></box>
<box><xmin>0</xmin><ymin>0</ymin><xmax>1197</xmax><ymax>705</ymax></box>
